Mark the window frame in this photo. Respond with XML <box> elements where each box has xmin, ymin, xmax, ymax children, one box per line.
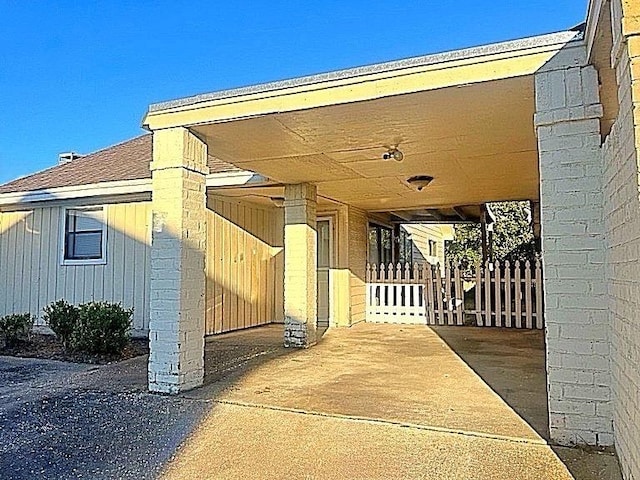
<box><xmin>60</xmin><ymin>206</ymin><xmax>107</xmax><ymax>266</ymax></box>
<box><xmin>368</xmin><ymin>222</ymin><xmax>393</xmax><ymax>266</ymax></box>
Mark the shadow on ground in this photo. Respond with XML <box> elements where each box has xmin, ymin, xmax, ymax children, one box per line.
<box><xmin>430</xmin><ymin>326</ymin><xmax>622</xmax><ymax>480</ymax></box>
<box><xmin>430</xmin><ymin>326</ymin><xmax>549</xmax><ymax>439</ymax></box>
<box><xmin>0</xmin><ymin>323</ymin><xmax>623</xmax><ymax>480</ymax></box>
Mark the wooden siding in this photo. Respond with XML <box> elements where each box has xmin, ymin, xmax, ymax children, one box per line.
<box><xmin>402</xmin><ymin>224</ymin><xmax>448</xmax><ymax>266</ymax></box>
<box><xmin>0</xmin><ymin>201</ymin><xmax>151</xmax><ymax>334</ymax></box>
<box><xmin>205</xmin><ymin>196</ymin><xmax>284</xmax><ymax>335</ymax></box>
<box><xmin>348</xmin><ymin>207</ymin><xmax>368</xmax><ymax>324</ymax></box>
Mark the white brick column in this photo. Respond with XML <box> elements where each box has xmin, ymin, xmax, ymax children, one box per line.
<box><xmin>148</xmin><ymin>127</ymin><xmax>208</xmax><ymax>394</ymax></box>
<box><xmin>283</xmin><ymin>183</ymin><xmax>318</xmax><ymax>347</ymax></box>
<box><xmin>535</xmin><ymin>53</ymin><xmax>613</xmax><ymax>446</ymax></box>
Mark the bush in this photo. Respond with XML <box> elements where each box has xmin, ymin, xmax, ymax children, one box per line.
<box><xmin>74</xmin><ymin>302</ymin><xmax>133</xmax><ymax>355</ymax></box>
<box><xmin>0</xmin><ymin>313</ymin><xmax>34</xmax><ymax>348</ymax></box>
<box><xmin>43</xmin><ymin>299</ymin><xmax>79</xmax><ymax>350</ymax></box>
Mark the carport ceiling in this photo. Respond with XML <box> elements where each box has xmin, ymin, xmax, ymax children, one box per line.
<box><xmin>193</xmin><ymin>76</ymin><xmax>539</xmax><ymax>212</ymax></box>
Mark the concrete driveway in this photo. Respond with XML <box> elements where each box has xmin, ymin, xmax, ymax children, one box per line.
<box><xmin>1</xmin><ymin>324</ymin><xmax>622</xmax><ymax>479</ymax></box>
<box><xmin>165</xmin><ymin>324</ymin><xmax>621</xmax><ymax>480</ymax></box>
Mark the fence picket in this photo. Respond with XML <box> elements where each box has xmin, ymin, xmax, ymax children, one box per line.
<box><xmin>494</xmin><ymin>260</ymin><xmax>502</xmax><ymax>327</ymax></box>
<box><xmin>504</xmin><ymin>261</ymin><xmax>512</xmax><ymax>328</ymax></box>
<box><xmin>366</xmin><ymin>265</ymin><xmax>372</xmax><ymax>319</ymax></box>
<box><xmin>475</xmin><ymin>264</ymin><xmax>483</xmax><ymax>327</ymax></box>
<box><xmin>426</xmin><ymin>264</ymin><xmax>436</xmax><ymax>325</ymax></box>
<box><xmin>445</xmin><ymin>265</ymin><xmax>453</xmax><ymax>325</ymax></box>
<box><xmin>535</xmin><ymin>258</ymin><xmax>543</xmax><ymax>329</ymax></box>
<box><xmin>364</xmin><ymin>261</ymin><xmax>542</xmax><ymax>330</ymax></box>
<box><xmin>514</xmin><ymin>261</ymin><xmax>522</xmax><ymax>328</ymax></box>
<box><xmin>525</xmin><ymin>260</ymin><xmax>533</xmax><ymax>329</ymax></box>
<box><xmin>484</xmin><ymin>262</ymin><xmax>492</xmax><ymax>327</ymax></box>
<box><xmin>453</xmin><ymin>264</ymin><xmax>463</xmax><ymax>325</ymax></box>
<box><xmin>435</xmin><ymin>265</ymin><xmax>445</xmax><ymax>325</ymax></box>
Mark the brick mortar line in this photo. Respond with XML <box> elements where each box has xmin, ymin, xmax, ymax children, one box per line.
<box><xmin>213</xmin><ymin>399</ymin><xmax>549</xmax><ymax>446</ymax></box>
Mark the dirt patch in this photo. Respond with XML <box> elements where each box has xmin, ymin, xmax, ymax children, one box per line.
<box><xmin>0</xmin><ymin>334</ymin><xmax>149</xmax><ymax>364</ymax></box>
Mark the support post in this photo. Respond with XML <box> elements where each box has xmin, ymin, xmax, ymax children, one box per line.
<box><xmin>535</xmin><ymin>46</ymin><xmax>612</xmax><ymax>446</ymax></box>
<box><xmin>148</xmin><ymin>127</ymin><xmax>208</xmax><ymax>394</ymax></box>
<box><xmin>283</xmin><ymin>183</ymin><xmax>318</xmax><ymax>347</ymax></box>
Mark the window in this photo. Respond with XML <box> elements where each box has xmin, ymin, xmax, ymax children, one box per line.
<box><xmin>398</xmin><ymin>228</ymin><xmax>413</xmax><ymax>265</ymax></box>
<box><xmin>63</xmin><ymin>207</ymin><xmax>106</xmax><ymax>264</ymax></box>
<box><xmin>368</xmin><ymin>224</ymin><xmax>393</xmax><ymax>265</ymax></box>
<box><xmin>429</xmin><ymin>240</ymin><xmax>437</xmax><ymax>258</ymax></box>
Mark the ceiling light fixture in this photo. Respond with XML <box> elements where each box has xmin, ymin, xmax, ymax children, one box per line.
<box><xmin>383</xmin><ymin>147</ymin><xmax>404</xmax><ymax>162</ymax></box>
<box><xmin>406</xmin><ymin>175</ymin><xmax>434</xmax><ymax>191</ymax></box>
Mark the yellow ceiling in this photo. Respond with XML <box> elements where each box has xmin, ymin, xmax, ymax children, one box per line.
<box><xmin>194</xmin><ymin>76</ymin><xmax>539</xmax><ymax>212</ymax></box>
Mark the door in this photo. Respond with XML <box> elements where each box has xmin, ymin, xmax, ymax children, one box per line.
<box><xmin>317</xmin><ymin>219</ymin><xmax>332</xmax><ymax>328</ymax></box>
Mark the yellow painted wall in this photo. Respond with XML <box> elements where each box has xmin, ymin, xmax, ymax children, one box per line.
<box><xmin>403</xmin><ymin>224</ymin><xmax>452</xmax><ymax>267</ymax></box>
<box><xmin>601</xmin><ymin>2</ymin><xmax>640</xmax><ymax>477</ymax></box>
<box><xmin>347</xmin><ymin>206</ymin><xmax>368</xmax><ymax>325</ymax></box>
<box><xmin>0</xmin><ymin>201</ymin><xmax>151</xmax><ymax>334</ymax></box>
<box><xmin>205</xmin><ymin>196</ymin><xmax>284</xmax><ymax>334</ymax></box>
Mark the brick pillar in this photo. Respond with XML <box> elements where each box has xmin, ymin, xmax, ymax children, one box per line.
<box><xmin>283</xmin><ymin>183</ymin><xmax>317</xmax><ymax>347</ymax></box>
<box><xmin>148</xmin><ymin>127</ymin><xmax>208</xmax><ymax>394</ymax></box>
<box><xmin>535</xmin><ymin>52</ymin><xmax>613</xmax><ymax>445</ymax></box>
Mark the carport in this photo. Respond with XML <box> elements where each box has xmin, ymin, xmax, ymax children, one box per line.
<box><xmin>142</xmin><ymin>28</ymin><xmax>611</xmax><ymax>449</ymax></box>
<box><xmin>164</xmin><ymin>323</ymin><xmax>620</xmax><ymax>479</ymax></box>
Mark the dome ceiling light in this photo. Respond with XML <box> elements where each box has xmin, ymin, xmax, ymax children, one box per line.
<box><xmin>406</xmin><ymin>175</ymin><xmax>434</xmax><ymax>191</ymax></box>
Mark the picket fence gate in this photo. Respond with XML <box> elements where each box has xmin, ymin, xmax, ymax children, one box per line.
<box><xmin>365</xmin><ymin>259</ymin><xmax>543</xmax><ymax>329</ymax></box>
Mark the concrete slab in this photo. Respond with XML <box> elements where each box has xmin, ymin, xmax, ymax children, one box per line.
<box><xmin>197</xmin><ymin>324</ymin><xmax>545</xmax><ymax>441</ymax></box>
<box><xmin>0</xmin><ymin>324</ymin><xmax>622</xmax><ymax>479</ymax></box>
<box><xmin>170</xmin><ymin>323</ymin><xmax>622</xmax><ymax>480</ymax></box>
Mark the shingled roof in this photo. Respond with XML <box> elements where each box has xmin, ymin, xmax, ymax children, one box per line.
<box><xmin>0</xmin><ymin>134</ymin><xmax>239</xmax><ymax>194</ymax></box>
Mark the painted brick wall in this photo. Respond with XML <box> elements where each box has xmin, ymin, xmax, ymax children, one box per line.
<box><xmin>283</xmin><ymin>183</ymin><xmax>318</xmax><ymax>347</ymax></box>
<box><xmin>603</xmin><ymin>3</ymin><xmax>640</xmax><ymax>477</ymax></box>
<box><xmin>148</xmin><ymin>128</ymin><xmax>208</xmax><ymax>394</ymax></box>
<box><xmin>535</xmin><ymin>43</ymin><xmax>614</xmax><ymax>446</ymax></box>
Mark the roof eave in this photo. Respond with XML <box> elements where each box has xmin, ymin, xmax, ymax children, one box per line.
<box><xmin>0</xmin><ymin>171</ymin><xmax>270</xmax><ymax>208</ymax></box>
<box><xmin>144</xmin><ymin>29</ymin><xmax>584</xmax><ymax>122</ymax></box>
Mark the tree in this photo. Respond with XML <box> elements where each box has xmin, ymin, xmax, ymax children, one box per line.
<box><xmin>445</xmin><ymin>201</ymin><xmax>536</xmax><ymax>274</ymax></box>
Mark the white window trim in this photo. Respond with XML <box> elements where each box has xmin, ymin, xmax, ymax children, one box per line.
<box><xmin>60</xmin><ymin>205</ymin><xmax>108</xmax><ymax>266</ymax></box>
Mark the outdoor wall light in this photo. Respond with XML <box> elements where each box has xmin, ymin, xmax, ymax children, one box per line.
<box><xmin>383</xmin><ymin>148</ymin><xmax>404</xmax><ymax>162</ymax></box>
<box><xmin>406</xmin><ymin>175</ymin><xmax>434</xmax><ymax>191</ymax></box>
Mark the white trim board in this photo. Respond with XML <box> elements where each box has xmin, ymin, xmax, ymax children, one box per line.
<box><xmin>0</xmin><ymin>170</ymin><xmax>268</xmax><ymax>207</ymax></box>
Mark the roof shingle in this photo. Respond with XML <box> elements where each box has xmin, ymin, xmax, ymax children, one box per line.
<box><xmin>0</xmin><ymin>134</ymin><xmax>239</xmax><ymax>194</ymax></box>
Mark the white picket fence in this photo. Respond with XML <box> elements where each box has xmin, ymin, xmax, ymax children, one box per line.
<box><xmin>365</xmin><ymin>259</ymin><xmax>543</xmax><ymax>329</ymax></box>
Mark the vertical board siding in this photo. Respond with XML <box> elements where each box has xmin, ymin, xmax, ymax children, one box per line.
<box><xmin>402</xmin><ymin>224</ymin><xmax>448</xmax><ymax>266</ymax></box>
<box><xmin>348</xmin><ymin>207</ymin><xmax>368</xmax><ymax>324</ymax></box>
<box><xmin>0</xmin><ymin>202</ymin><xmax>151</xmax><ymax>334</ymax></box>
<box><xmin>205</xmin><ymin>197</ymin><xmax>284</xmax><ymax>335</ymax></box>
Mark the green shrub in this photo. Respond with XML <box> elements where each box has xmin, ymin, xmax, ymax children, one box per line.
<box><xmin>0</xmin><ymin>313</ymin><xmax>34</xmax><ymax>348</ymax></box>
<box><xmin>74</xmin><ymin>302</ymin><xmax>133</xmax><ymax>355</ymax></box>
<box><xmin>43</xmin><ymin>299</ymin><xmax>79</xmax><ymax>350</ymax></box>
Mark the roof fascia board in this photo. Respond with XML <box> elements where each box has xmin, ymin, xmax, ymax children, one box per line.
<box><xmin>0</xmin><ymin>171</ymin><xmax>262</xmax><ymax>207</ymax></box>
<box><xmin>585</xmin><ymin>0</ymin><xmax>605</xmax><ymax>60</ymax></box>
<box><xmin>144</xmin><ymin>31</ymin><xmax>582</xmax><ymax>130</ymax></box>
<box><xmin>0</xmin><ymin>179</ymin><xmax>153</xmax><ymax>207</ymax></box>
<box><xmin>206</xmin><ymin>171</ymin><xmax>268</xmax><ymax>187</ymax></box>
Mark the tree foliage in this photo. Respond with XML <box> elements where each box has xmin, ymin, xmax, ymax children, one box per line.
<box><xmin>445</xmin><ymin>201</ymin><xmax>537</xmax><ymax>273</ymax></box>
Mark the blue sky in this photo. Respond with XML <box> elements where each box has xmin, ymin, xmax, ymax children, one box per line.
<box><xmin>0</xmin><ymin>1</ymin><xmax>587</xmax><ymax>185</ymax></box>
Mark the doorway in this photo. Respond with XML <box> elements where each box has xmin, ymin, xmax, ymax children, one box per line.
<box><xmin>317</xmin><ymin>218</ymin><xmax>332</xmax><ymax>328</ymax></box>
